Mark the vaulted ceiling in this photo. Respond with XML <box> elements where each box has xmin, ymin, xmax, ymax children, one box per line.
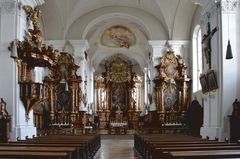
<box><xmin>40</xmin><ymin>0</ymin><xmax>206</xmax><ymax>75</ymax></box>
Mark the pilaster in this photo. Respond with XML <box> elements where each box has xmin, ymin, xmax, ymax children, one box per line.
<box><xmin>70</xmin><ymin>40</ymin><xmax>89</xmax><ymax>92</ymax></box>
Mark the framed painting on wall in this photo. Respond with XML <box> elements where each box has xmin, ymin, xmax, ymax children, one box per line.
<box><xmin>207</xmin><ymin>70</ymin><xmax>218</xmax><ymax>91</ymax></box>
<box><xmin>199</xmin><ymin>74</ymin><xmax>209</xmax><ymax>94</ymax></box>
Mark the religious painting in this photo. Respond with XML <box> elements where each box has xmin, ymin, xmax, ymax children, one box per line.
<box><xmin>111</xmin><ymin>88</ymin><xmax>126</xmax><ymax>111</ymax></box>
<box><xmin>101</xmin><ymin>25</ymin><xmax>136</xmax><ymax>48</ymax></box>
<box><xmin>199</xmin><ymin>74</ymin><xmax>209</xmax><ymax>94</ymax></box>
<box><xmin>163</xmin><ymin>83</ymin><xmax>178</xmax><ymax>111</ymax></box>
<box><xmin>160</xmin><ymin>51</ymin><xmax>179</xmax><ymax>80</ymax></box>
<box><xmin>207</xmin><ymin>70</ymin><xmax>218</xmax><ymax>91</ymax></box>
<box><xmin>56</xmin><ymin>83</ymin><xmax>71</xmax><ymax>111</ymax></box>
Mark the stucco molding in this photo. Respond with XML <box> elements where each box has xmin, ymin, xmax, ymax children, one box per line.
<box><xmin>0</xmin><ymin>0</ymin><xmax>17</xmax><ymax>15</ymax></box>
<box><xmin>221</xmin><ymin>0</ymin><xmax>240</xmax><ymax>12</ymax></box>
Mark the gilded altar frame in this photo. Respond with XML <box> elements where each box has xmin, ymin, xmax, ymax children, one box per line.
<box><xmin>153</xmin><ymin>51</ymin><xmax>191</xmax><ymax>125</ymax></box>
<box><xmin>96</xmin><ymin>56</ymin><xmax>140</xmax><ymax>129</ymax></box>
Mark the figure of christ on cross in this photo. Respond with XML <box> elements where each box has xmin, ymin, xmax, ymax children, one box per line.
<box><xmin>202</xmin><ymin>22</ymin><xmax>218</xmax><ymax>69</ymax></box>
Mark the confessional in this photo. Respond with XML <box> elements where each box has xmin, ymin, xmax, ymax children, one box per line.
<box><xmin>229</xmin><ymin>99</ymin><xmax>240</xmax><ymax>142</ymax></box>
<box><xmin>186</xmin><ymin>99</ymin><xmax>203</xmax><ymax>136</ymax></box>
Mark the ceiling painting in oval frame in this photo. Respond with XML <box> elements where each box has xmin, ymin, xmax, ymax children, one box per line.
<box><xmin>101</xmin><ymin>25</ymin><xmax>136</xmax><ymax>48</ymax></box>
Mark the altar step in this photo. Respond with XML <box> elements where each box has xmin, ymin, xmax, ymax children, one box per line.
<box><xmin>97</xmin><ymin>129</ymin><xmax>136</xmax><ymax>135</ymax></box>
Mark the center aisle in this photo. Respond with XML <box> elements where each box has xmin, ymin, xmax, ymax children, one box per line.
<box><xmin>94</xmin><ymin>135</ymin><xmax>139</xmax><ymax>159</ymax></box>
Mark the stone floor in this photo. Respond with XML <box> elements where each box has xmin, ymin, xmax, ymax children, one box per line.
<box><xmin>94</xmin><ymin>135</ymin><xmax>139</xmax><ymax>159</ymax></box>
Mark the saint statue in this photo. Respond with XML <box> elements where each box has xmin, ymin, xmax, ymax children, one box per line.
<box><xmin>0</xmin><ymin>98</ymin><xmax>9</xmax><ymax>118</ymax></box>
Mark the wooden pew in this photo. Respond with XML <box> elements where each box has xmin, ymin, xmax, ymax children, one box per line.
<box><xmin>7</xmin><ymin>134</ymin><xmax>100</xmax><ymax>159</ymax></box>
<box><xmin>134</xmin><ymin>133</ymin><xmax>228</xmax><ymax>159</ymax></box>
<box><xmin>145</xmin><ymin>141</ymin><xmax>228</xmax><ymax>159</ymax></box>
<box><xmin>167</xmin><ymin>150</ymin><xmax>240</xmax><ymax>159</ymax></box>
<box><xmin>25</xmin><ymin>134</ymin><xmax>100</xmax><ymax>158</ymax></box>
<box><xmin>0</xmin><ymin>146</ymin><xmax>77</xmax><ymax>158</ymax></box>
<box><xmin>153</xmin><ymin>144</ymin><xmax>240</xmax><ymax>159</ymax></box>
<box><xmin>0</xmin><ymin>151</ymin><xmax>70</xmax><ymax>159</ymax></box>
<box><xmin>135</xmin><ymin>133</ymin><xmax>217</xmax><ymax>159</ymax></box>
<box><xmin>134</xmin><ymin>132</ymin><xmax>240</xmax><ymax>159</ymax></box>
<box><xmin>2</xmin><ymin>143</ymin><xmax>84</xmax><ymax>159</ymax></box>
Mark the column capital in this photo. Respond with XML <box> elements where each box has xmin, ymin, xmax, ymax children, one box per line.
<box><xmin>45</xmin><ymin>40</ymin><xmax>66</xmax><ymax>52</ymax></box>
<box><xmin>21</xmin><ymin>0</ymin><xmax>45</xmax><ymax>7</ymax></box>
<box><xmin>148</xmin><ymin>40</ymin><xmax>166</xmax><ymax>49</ymax></box>
<box><xmin>69</xmin><ymin>40</ymin><xmax>89</xmax><ymax>58</ymax></box>
<box><xmin>69</xmin><ymin>40</ymin><xmax>89</xmax><ymax>49</ymax></box>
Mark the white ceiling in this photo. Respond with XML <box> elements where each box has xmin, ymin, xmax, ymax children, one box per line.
<box><xmin>40</xmin><ymin>0</ymin><xmax>203</xmax><ymax>75</ymax></box>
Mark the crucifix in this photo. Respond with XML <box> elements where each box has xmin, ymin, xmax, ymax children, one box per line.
<box><xmin>202</xmin><ymin>22</ymin><xmax>218</xmax><ymax>69</ymax></box>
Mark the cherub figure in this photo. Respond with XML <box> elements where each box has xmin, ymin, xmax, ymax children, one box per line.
<box><xmin>23</xmin><ymin>5</ymin><xmax>42</xmax><ymax>48</ymax></box>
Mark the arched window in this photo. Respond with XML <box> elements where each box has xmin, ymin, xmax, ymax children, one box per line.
<box><xmin>192</xmin><ymin>25</ymin><xmax>202</xmax><ymax>93</ymax></box>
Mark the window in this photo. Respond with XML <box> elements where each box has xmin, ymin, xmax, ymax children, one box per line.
<box><xmin>192</xmin><ymin>25</ymin><xmax>202</xmax><ymax>92</ymax></box>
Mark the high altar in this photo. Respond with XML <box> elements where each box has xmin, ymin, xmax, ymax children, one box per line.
<box><xmin>95</xmin><ymin>57</ymin><xmax>141</xmax><ymax>131</ymax></box>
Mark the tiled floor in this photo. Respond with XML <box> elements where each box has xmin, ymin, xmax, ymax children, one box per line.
<box><xmin>94</xmin><ymin>135</ymin><xmax>139</xmax><ymax>159</ymax></box>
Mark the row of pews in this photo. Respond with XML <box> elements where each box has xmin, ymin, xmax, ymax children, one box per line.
<box><xmin>134</xmin><ymin>133</ymin><xmax>240</xmax><ymax>159</ymax></box>
<box><xmin>0</xmin><ymin>134</ymin><xmax>100</xmax><ymax>159</ymax></box>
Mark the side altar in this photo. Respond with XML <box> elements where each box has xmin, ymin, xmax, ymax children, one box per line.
<box><xmin>153</xmin><ymin>48</ymin><xmax>191</xmax><ymax>127</ymax></box>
